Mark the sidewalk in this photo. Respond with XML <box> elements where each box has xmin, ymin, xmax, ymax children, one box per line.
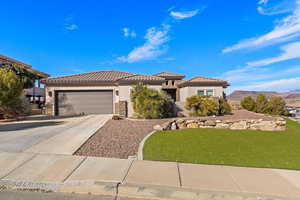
<box><xmin>1</xmin><ymin>152</ymin><xmax>300</xmax><ymax>200</ymax></box>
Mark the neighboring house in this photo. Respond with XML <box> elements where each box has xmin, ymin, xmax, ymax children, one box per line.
<box><xmin>41</xmin><ymin>70</ymin><xmax>229</xmax><ymax>117</ymax></box>
<box><xmin>0</xmin><ymin>54</ymin><xmax>50</xmax><ymax>106</ymax></box>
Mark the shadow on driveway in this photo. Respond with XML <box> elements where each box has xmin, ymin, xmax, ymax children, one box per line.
<box><xmin>0</xmin><ymin>121</ymin><xmax>64</xmax><ymax>132</ymax></box>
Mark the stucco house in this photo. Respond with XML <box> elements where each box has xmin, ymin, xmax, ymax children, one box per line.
<box><xmin>41</xmin><ymin>70</ymin><xmax>229</xmax><ymax>117</ymax></box>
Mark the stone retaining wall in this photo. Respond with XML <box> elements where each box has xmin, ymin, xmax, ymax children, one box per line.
<box><xmin>154</xmin><ymin>118</ymin><xmax>286</xmax><ymax>131</ymax></box>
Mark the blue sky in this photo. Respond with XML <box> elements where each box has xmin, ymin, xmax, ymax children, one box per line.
<box><xmin>1</xmin><ymin>0</ymin><xmax>300</xmax><ymax>93</ymax></box>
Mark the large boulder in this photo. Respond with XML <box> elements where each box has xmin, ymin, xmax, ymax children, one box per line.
<box><xmin>187</xmin><ymin>122</ymin><xmax>199</xmax><ymax>128</ymax></box>
<box><xmin>230</xmin><ymin>121</ymin><xmax>248</xmax><ymax>130</ymax></box>
<box><xmin>204</xmin><ymin>120</ymin><xmax>216</xmax><ymax>126</ymax></box>
<box><xmin>250</xmin><ymin>121</ymin><xmax>284</xmax><ymax>131</ymax></box>
<box><xmin>215</xmin><ymin>123</ymin><xmax>230</xmax><ymax>129</ymax></box>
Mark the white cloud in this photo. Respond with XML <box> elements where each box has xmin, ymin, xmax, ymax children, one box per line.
<box><xmin>66</xmin><ymin>24</ymin><xmax>79</xmax><ymax>31</ymax></box>
<box><xmin>64</xmin><ymin>15</ymin><xmax>79</xmax><ymax>31</ymax></box>
<box><xmin>118</xmin><ymin>24</ymin><xmax>170</xmax><ymax>63</ymax></box>
<box><xmin>170</xmin><ymin>9</ymin><xmax>199</xmax><ymax>19</ymax></box>
<box><xmin>233</xmin><ymin>77</ymin><xmax>300</xmax><ymax>92</ymax></box>
<box><xmin>247</xmin><ymin>41</ymin><xmax>300</xmax><ymax>67</ymax></box>
<box><xmin>122</xmin><ymin>27</ymin><xmax>136</xmax><ymax>38</ymax></box>
<box><xmin>258</xmin><ymin>0</ymin><xmax>268</xmax><ymax>5</ymax></box>
<box><xmin>257</xmin><ymin>0</ymin><xmax>294</xmax><ymax>16</ymax></box>
<box><xmin>223</xmin><ymin>0</ymin><xmax>300</xmax><ymax>53</ymax></box>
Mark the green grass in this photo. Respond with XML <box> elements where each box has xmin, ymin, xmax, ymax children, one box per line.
<box><xmin>143</xmin><ymin>119</ymin><xmax>300</xmax><ymax>170</ymax></box>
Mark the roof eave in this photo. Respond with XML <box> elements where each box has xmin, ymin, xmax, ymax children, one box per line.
<box><xmin>178</xmin><ymin>81</ymin><xmax>230</xmax><ymax>88</ymax></box>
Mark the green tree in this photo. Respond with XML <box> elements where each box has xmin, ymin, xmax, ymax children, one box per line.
<box><xmin>0</xmin><ymin>63</ymin><xmax>38</xmax><ymax>88</ymax></box>
<box><xmin>240</xmin><ymin>96</ymin><xmax>256</xmax><ymax>111</ymax></box>
<box><xmin>0</xmin><ymin>68</ymin><xmax>24</xmax><ymax>118</ymax></box>
<box><xmin>267</xmin><ymin>96</ymin><xmax>288</xmax><ymax>116</ymax></box>
<box><xmin>185</xmin><ymin>96</ymin><xmax>218</xmax><ymax>116</ymax></box>
<box><xmin>131</xmin><ymin>83</ymin><xmax>174</xmax><ymax>119</ymax></box>
<box><xmin>218</xmin><ymin>98</ymin><xmax>232</xmax><ymax>115</ymax></box>
<box><xmin>255</xmin><ymin>94</ymin><xmax>269</xmax><ymax>113</ymax></box>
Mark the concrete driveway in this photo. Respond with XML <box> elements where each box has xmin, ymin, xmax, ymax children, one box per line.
<box><xmin>0</xmin><ymin>115</ymin><xmax>110</xmax><ymax>154</ymax></box>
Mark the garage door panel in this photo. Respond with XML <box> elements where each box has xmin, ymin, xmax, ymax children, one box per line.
<box><xmin>56</xmin><ymin>91</ymin><xmax>113</xmax><ymax>116</ymax></box>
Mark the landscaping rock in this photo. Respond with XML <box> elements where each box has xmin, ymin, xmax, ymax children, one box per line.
<box><xmin>230</xmin><ymin>121</ymin><xmax>248</xmax><ymax>130</ymax></box>
<box><xmin>187</xmin><ymin>123</ymin><xmax>199</xmax><ymax>129</ymax></box>
<box><xmin>155</xmin><ymin>114</ymin><xmax>286</xmax><ymax>132</ymax></box>
<box><xmin>204</xmin><ymin>120</ymin><xmax>216</xmax><ymax>126</ymax></box>
<box><xmin>215</xmin><ymin>123</ymin><xmax>230</xmax><ymax>129</ymax></box>
<box><xmin>171</xmin><ymin>122</ymin><xmax>177</xmax><ymax>130</ymax></box>
<box><xmin>153</xmin><ymin>124</ymin><xmax>163</xmax><ymax>131</ymax></box>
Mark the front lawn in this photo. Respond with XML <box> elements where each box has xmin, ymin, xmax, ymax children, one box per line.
<box><xmin>143</xmin><ymin>119</ymin><xmax>300</xmax><ymax>170</ymax></box>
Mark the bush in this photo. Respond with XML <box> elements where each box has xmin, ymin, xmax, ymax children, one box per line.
<box><xmin>240</xmin><ymin>96</ymin><xmax>256</xmax><ymax>111</ymax></box>
<box><xmin>255</xmin><ymin>94</ymin><xmax>269</xmax><ymax>113</ymax></box>
<box><xmin>218</xmin><ymin>98</ymin><xmax>232</xmax><ymax>115</ymax></box>
<box><xmin>267</xmin><ymin>96</ymin><xmax>288</xmax><ymax>116</ymax></box>
<box><xmin>0</xmin><ymin>68</ymin><xmax>24</xmax><ymax>119</ymax></box>
<box><xmin>240</xmin><ymin>94</ymin><xmax>288</xmax><ymax>116</ymax></box>
<box><xmin>131</xmin><ymin>83</ymin><xmax>174</xmax><ymax>119</ymax></box>
<box><xmin>185</xmin><ymin>96</ymin><xmax>231</xmax><ymax>117</ymax></box>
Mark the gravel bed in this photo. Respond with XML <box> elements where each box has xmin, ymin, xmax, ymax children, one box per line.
<box><xmin>75</xmin><ymin>110</ymin><xmax>277</xmax><ymax>159</ymax></box>
<box><xmin>75</xmin><ymin>119</ymin><xmax>168</xmax><ymax>159</ymax></box>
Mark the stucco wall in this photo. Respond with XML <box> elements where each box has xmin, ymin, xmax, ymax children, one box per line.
<box><xmin>179</xmin><ymin>86</ymin><xmax>226</xmax><ymax>102</ymax></box>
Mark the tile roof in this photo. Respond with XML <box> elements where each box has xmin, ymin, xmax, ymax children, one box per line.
<box><xmin>0</xmin><ymin>54</ymin><xmax>49</xmax><ymax>78</ymax></box>
<box><xmin>153</xmin><ymin>72</ymin><xmax>185</xmax><ymax>77</ymax></box>
<box><xmin>42</xmin><ymin>70</ymin><xmax>165</xmax><ymax>85</ymax></box>
<box><xmin>118</xmin><ymin>74</ymin><xmax>165</xmax><ymax>82</ymax></box>
<box><xmin>178</xmin><ymin>76</ymin><xmax>229</xmax><ymax>87</ymax></box>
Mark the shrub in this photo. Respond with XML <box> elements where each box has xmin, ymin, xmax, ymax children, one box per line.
<box><xmin>240</xmin><ymin>96</ymin><xmax>256</xmax><ymax>111</ymax></box>
<box><xmin>267</xmin><ymin>96</ymin><xmax>288</xmax><ymax>116</ymax></box>
<box><xmin>0</xmin><ymin>68</ymin><xmax>24</xmax><ymax>119</ymax></box>
<box><xmin>185</xmin><ymin>96</ymin><xmax>230</xmax><ymax>117</ymax></box>
<box><xmin>240</xmin><ymin>94</ymin><xmax>288</xmax><ymax>116</ymax></box>
<box><xmin>218</xmin><ymin>98</ymin><xmax>232</xmax><ymax>115</ymax></box>
<box><xmin>255</xmin><ymin>94</ymin><xmax>269</xmax><ymax>113</ymax></box>
<box><xmin>131</xmin><ymin>83</ymin><xmax>174</xmax><ymax>119</ymax></box>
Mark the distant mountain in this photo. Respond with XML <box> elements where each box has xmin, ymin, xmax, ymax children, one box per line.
<box><xmin>228</xmin><ymin>90</ymin><xmax>300</xmax><ymax>107</ymax></box>
<box><xmin>290</xmin><ymin>89</ymin><xmax>300</xmax><ymax>92</ymax></box>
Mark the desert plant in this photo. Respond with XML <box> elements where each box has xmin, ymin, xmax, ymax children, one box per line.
<box><xmin>218</xmin><ymin>98</ymin><xmax>232</xmax><ymax>115</ymax></box>
<box><xmin>131</xmin><ymin>83</ymin><xmax>174</xmax><ymax>119</ymax></box>
<box><xmin>255</xmin><ymin>94</ymin><xmax>269</xmax><ymax>113</ymax></box>
<box><xmin>0</xmin><ymin>68</ymin><xmax>24</xmax><ymax>118</ymax></box>
<box><xmin>185</xmin><ymin>96</ymin><xmax>218</xmax><ymax>116</ymax></box>
<box><xmin>267</xmin><ymin>96</ymin><xmax>288</xmax><ymax>116</ymax></box>
<box><xmin>240</xmin><ymin>96</ymin><xmax>256</xmax><ymax>111</ymax></box>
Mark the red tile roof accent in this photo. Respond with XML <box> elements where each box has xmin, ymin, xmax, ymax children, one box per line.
<box><xmin>153</xmin><ymin>72</ymin><xmax>185</xmax><ymax>77</ymax></box>
<box><xmin>178</xmin><ymin>76</ymin><xmax>229</xmax><ymax>87</ymax></box>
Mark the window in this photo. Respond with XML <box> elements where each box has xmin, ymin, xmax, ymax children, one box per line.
<box><xmin>172</xmin><ymin>80</ymin><xmax>175</xmax><ymax>86</ymax></box>
<box><xmin>197</xmin><ymin>90</ymin><xmax>205</xmax><ymax>96</ymax></box>
<box><xmin>206</xmin><ymin>89</ymin><xmax>214</xmax><ymax>96</ymax></box>
<box><xmin>165</xmin><ymin>81</ymin><xmax>168</xmax><ymax>85</ymax></box>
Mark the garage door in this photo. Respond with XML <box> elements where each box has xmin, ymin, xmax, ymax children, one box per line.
<box><xmin>55</xmin><ymin>90</ymin><xmax>113</xmax><ymax>116</ymax></box>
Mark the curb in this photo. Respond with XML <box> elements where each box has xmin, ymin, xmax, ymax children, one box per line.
<box><xmin>0</xmin><ymin>180</ymin><xmax>294</xmax><ymax>200</ymax></box>
<box><xmin>137</xmin><ymin>130</ymin><xmax>156</xmax><ymax>160</ymax></box>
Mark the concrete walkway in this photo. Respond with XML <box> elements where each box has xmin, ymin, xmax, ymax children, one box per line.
<box><xmin>0</xmin><ymin>115</ymin><xmax>110</xmax><ymax>154</ymax></box>
<box><xmin>0</xmin><ymin>152</ymin><xmax>300</xmax><ymax>200</ymax></box>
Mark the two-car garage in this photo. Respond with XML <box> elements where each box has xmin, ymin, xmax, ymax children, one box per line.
<box><xmin>54</xmin><ymin>90</ymin><xmax>113</xmax><ymax>116</ymax></box>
